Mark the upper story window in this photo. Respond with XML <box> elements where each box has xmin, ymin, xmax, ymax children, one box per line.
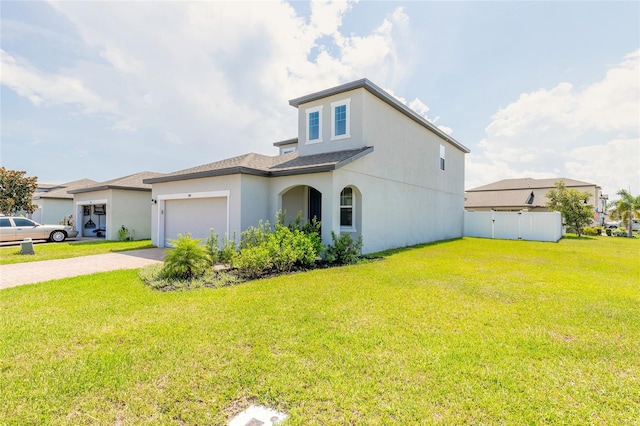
<box><xmin>306</xmin><ymin>105</ymin><xmax>323</xmax><ymax>144</ymax></box>
<box><xmin>331</xmin><ymin>99</ymin><xmax>351</xmax><ymax>141</ymax></box>
<box><xmin>439</xmin><ymin>144</ymin><xmax>446</xmax><ymax>171</ymax></box>
<box><xmin>281</xmin><ymin>147</ymin><xmax>296</xmax><ymax>155</ymax></box>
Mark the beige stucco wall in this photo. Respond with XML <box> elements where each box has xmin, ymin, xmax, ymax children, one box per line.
<box><xmin>239</xmin><ymin>174</ymin><xmax>271</xmax><ymax>234</ymax></box>
<box><xmin>110</xmin><ymin>189</ymin><xmax>153</xmax><ymax>240</ymax></box>
<box><xmin>36</xmin><ymin>199</ymin><xmax>74</xmax><ymax>225</ymax></box>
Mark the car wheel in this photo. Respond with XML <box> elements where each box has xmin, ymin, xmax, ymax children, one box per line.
<box><xmin>50</xmin><ymin>230</ymin><xmax>66</xmax><ymax>242</ymax></box>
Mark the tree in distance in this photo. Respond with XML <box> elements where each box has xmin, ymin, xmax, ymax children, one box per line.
<box><xmin>0</xmin><ymin>168</ymin><xmax>38</xmax><ymax>216</ymax></box>
<box><xmin>545</xmin><ymin>180</ymin><xmax>593</xmax><ymax>237</ymax></box>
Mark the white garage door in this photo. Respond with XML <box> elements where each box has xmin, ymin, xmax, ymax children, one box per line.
<box><xmin>164</xmin><ymin>197</ymin><xmax>227</xmax><ymax>247</ymax></box>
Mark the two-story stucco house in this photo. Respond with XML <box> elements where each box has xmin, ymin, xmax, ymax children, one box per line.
<box><xmin>144</xmin><ymin>79</ymin><xmax>470</xmax><ymax>254</ymax></box>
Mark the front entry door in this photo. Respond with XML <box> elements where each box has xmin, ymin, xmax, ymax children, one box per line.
<box><xmin>308</xmin><ymin>187</ymin><xmax>322</xmax><ymax>223</ymax></box>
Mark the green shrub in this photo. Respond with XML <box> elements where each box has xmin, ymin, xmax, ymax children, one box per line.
<box><xmin>582</xmin><ymin>226</ymin><xmax>601</xmax><ymax>236</ymax></box>
<box><xmin>614</xmin><ymin>229</ymin><xmax>628</xmax><ymax>237</ymax></box>
<box><xmin>118</xmin><ymin>226</ymin><xmax>130</xmax><ymax>241</ymax></box>
<box><xmin>206</xmin><ymin>228</ymin><xmax>237</xmax><ymax>266</ymax></box>
<box><xmin>267</xmin><ymin>223</ymin><xmax>318</xmax><ymax>272</ymax></box>
<box><xmin>161</xmin><ymin>233</ymin><xmax>210</xmax><ymax>280</ymax></box>
<box><xmin>325</xmin><ymin>231</ymin><xmax>363</xmax><ymax>265</ymax></box>
<box><xmin>234</xmin><ymin>245</ymin><xmax>272</xmax><ymax>278</ymax></box>
<box><xmin>220</xmin><ymin>232</ymin><xmax>237</xmax><ymax>265</ymax></box>
<box><xmin>606</xmin><ymin>228</ymin><xmax>612</xmax><ymax>236</ymax></box>
<box><xmin>234</xmin><ymin>211</ymin><xmax>321</xmax><ymax>277</ymax></box>
<box><xmin>240</xmin><ymin>220</ymin><xmax>272</xmax><ymax>249</ymax></box>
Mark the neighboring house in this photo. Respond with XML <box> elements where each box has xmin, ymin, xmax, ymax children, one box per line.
<box><xmin>30</xmin><ymin>179</ymin><xmax>98</xmax><ymax>225</ymax></box>
<box><xmin>465</xmin><ymin>177</ymin><xmax>605</xmax><ymax>223</ymax></box>
<box><xmin>144</xmin><ymin>79</ymin><xmax>470</xmax><ymax>254</ymax></box>
<box><xmin>68</xmin><ymin>172</ymin><xmax>164</xmax><ymax>240</ymax></box>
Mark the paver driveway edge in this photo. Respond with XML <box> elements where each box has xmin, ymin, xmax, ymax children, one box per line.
<box><xmin>0</xmin><ymin>248</ymin><xmax>166</xmax><ymax>290</ymax></box>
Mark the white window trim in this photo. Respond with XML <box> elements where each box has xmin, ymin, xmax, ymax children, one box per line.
<box><xmin>331</xmin><ymin>98</ymin><xmax>351</xmax><ymax>141</ymax></box>
<box><xmin>305</xmin><ymin>105</ymin><xmax>323</xmax><ymax>144</ymax></box>
<box><xmin>340</xmin><ymin>187</ymin><xmax>356</xmax><ymax>232</ymax></box>
<box><xmin>439</xmin><ymin>144</ymin><xmax>446</xmax><ymax>171</ymax></box>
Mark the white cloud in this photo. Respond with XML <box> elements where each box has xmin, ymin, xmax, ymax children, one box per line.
<box><xmin>468</xmin><ymin>50</ymin><xmax>640</xmax><ymax>195</ymax></box>
<box><xmin>0</xmin><ymin>49</ymin><xmax>116</xmax><ymax>113</ymax></box>
<box><xmin>2</xmin><ymin>1</ymin><xmax>417</xmax><ymax>163</ymax></box>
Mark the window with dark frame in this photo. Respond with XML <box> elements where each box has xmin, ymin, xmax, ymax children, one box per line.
<box><xmin>340</xmin><ymin>187</ymin><xmax>353</xmax><ymax>228</ymax></box>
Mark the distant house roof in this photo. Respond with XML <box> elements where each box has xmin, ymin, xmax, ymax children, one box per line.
<box><xmin>288</xmin><ymin>78</ymin><xmax>470</xmax><ymax>154</ymax></box>
<box><xmin>467</xmin><ymin>177</ymin><xmax>597</xmax><ymax>192</ymax></box>
<box><xmin>33</xmin><ymin>179</ymin><xmax>99</xmax><ymax>200</ymax></box>
<box><xmin>35</xmin><ymin>183</ymin><xmax>65</xmax><ymax>192</ymax></box>
<box><xmin>144</xmin><ymin>147</ymin><xmax>374</xmax><ymax>184</ymax></box>
<box><xmin>69</xmin><ymin>172</ymin><xmax>165</xmax><ymax>194</ymax></box>
<box><xmin>465</xmin><ymin>178</ymin><xmax>600</xmax><ymax>210</ymax></box>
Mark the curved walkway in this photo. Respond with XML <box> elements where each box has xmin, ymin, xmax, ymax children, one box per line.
<box><xmin>0</xmin><ymin>248</ymin><xmax>166</xmax><ymax>290</ymax></box>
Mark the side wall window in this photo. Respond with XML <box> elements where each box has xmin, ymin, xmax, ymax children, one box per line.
<box><xmin>340</xmin><ymin>187</ymin><xmax>354</xmax><ymax>230</ymax></box>
<box><xmin>331</xmin><ymin>99</ymin><xmax>351</xmax><ymax>141</ymax></box>
<box><xmin>306</xmin><ymin>106</ymin><xmax>323</xmax><ymax>143</ymax></box>
<box><xmin>440</xmin><ymin>144</ymin><xmax>446</xmax><ymax>171</ymax></box>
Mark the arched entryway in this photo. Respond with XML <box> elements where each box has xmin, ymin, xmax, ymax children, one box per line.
<box><xmin>280</xmin><ymin>185</ymin><xmax>322</xmax><ymax>224</ymax></box>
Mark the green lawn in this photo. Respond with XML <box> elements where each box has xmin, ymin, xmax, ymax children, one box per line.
<box><xmin>1</xmin><ymin>237</ymin><xmax>638</xmax><ymax>425</ymax></box>
<box><xmin>0</xmin><ymin>240</ymin><xmax>155</xmax><ymax>265</ymax></box>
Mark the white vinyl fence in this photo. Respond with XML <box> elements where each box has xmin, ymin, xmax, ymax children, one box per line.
<box><xmin>464</xmin><ymin>211</ymin><xmax>563</xmax><ymax>242</ymax></box>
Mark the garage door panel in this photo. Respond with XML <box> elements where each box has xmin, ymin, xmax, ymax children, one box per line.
<box><xmin>164</xmin><ymin>198</ymin><xmax>227</xmax><ymax>246</ymax></box>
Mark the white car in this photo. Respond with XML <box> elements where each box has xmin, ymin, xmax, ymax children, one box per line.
<box><xmin>605</xmin><ymin>219</ymin><xmax>640</xmax><ymax>231</ymax></box>
<box><xmin>0</xmin><ymin>216</ymin><xmax>78</xmax><ymax>242</ymax></box>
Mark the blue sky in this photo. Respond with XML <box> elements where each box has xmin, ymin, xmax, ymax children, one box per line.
<box><xmin>1</xmin><ymin>1</ymin><xmax>638</xmax><ymax>198</ymax></box>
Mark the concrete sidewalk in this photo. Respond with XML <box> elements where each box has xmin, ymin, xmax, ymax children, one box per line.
<box><xmin>0</xmin><ymin>248</ymin><xmax>166</xmax><ymax>290</ymax></box>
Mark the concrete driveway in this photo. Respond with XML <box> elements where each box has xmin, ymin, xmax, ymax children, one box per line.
<box><xmin>0</xmin><ymin>248</ymin><xmax>166</xmax><ymax>290</ymax></box>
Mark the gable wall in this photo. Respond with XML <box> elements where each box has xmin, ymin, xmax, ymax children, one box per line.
<box><xmin>36</xmin><ymin>198</ymin><xmax>74</xmax><ymax>225</ymax></box>
<box><xmin>295</xmin><ymin>88</ymin><xmax>367</xmax><ymax>156</ymax></box>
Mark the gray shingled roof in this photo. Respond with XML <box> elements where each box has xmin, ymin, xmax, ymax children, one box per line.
<box><xmin>288</xmin><ymin>78</ymin><xmax>470</xmax><ymax>154</ymax></box>
<box><xmin>33</xmin><ymin>179</ymin><xmax>99</xmax><ymax>199</ymax></box>
<box><xmin>465</xmin><ymin>178</ymin><xmax>599</xmax><ymax>209</ymax></box>
<box><xmin>467</xmin><ymin>177</ymin><xmax>596</xmax><ymax>192</ymax></box>
<box><xmin>69</xmin><ymin>172</ymin><xmax>165</xmax><ymax>194</ymax></box>
<box><xmin>465</xmin><ymin>188</ymin><xmax>549</xmax><ymax>209</ymax></box>
<box><xmin>144</xmin><ymin>147</ymin><xmax>373</xmax><ymax>184</ymax></box>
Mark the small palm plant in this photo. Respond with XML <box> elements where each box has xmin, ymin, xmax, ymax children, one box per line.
<box><xmin>162</xmin><ymin>233</ymin><xmax>210</xmax><ymax>280</ymax></box>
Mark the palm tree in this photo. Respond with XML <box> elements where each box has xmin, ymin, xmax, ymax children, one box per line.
<box><xmin>610</xmin><ymin>189</ymin><xmax>640</xmax><ymax>238</ymax></box>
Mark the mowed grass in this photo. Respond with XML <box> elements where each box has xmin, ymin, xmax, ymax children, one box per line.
<box><xmin>0</xmin><ymin>240</ymin><xmax>155</xmax><ymax>265</ymax></box>
<box><xmin>0</xmin><ymin>237</ymin><xmax>638</xmax><ymax>425</ymax></box>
